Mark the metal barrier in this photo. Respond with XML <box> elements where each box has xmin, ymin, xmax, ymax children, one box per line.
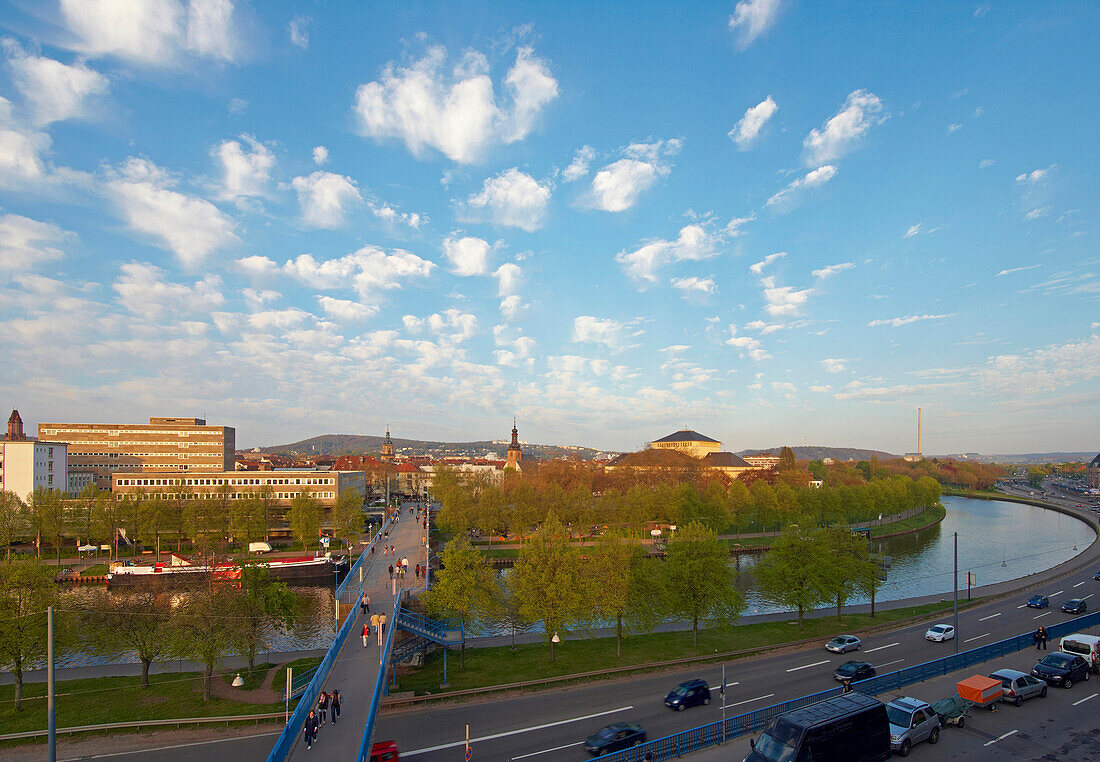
<box><xmin>286</xmin><ymin>665</ymin><xmax>319</xmax><ymax>700</ymax></box>
<box><xmin>598</xmin><ymin>610</ymin><xmax>1100</xmax><ymax>762</ymax></box>
<box><xmin>356</xmin><ymin>588</ymin><xmax>406</xmax><ymax>762</ymax></box>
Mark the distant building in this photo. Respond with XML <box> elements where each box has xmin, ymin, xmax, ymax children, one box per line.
<box><xmin>650</xmin><ymin>429</ymin><xmax>722</xmax><ymax>459</ymax></box>
<box><xmin>380</xmin><ymin>428</ymin><xmax>394</xmax><ymax>463</ymax></box>
<box><xmin>1088</xmin><ymin>453</ymin><xmax>1100</xmax><ymax>489</ymax></box>
<box><xmin>1</xmin><ymin>410</ymin><xmax>68</xmax><ymax>498</ymax></box>
<box><xmin>742</xmin><ymin>452</ymin><xmax>781</xmax><ymax>469</ymax></box>
<box><xmin>505</xmin><ymin>419</ymin><xmax>523</xmax><ymax>472</ymax></box>
<box><xmin>38</xmin><ymin>417</ymin><xmax>235</xmax><ymax>489</ymax></box>
<box><xmin>111</xmin><ymin>469</ymin><xmax>365</xmax><ymax>507</ymax></box>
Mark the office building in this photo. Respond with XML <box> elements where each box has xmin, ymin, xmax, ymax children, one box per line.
<box><xmin>1</xmin><ymin>410</ymin><xmax>68</xmax><ymax>498</ymax></box>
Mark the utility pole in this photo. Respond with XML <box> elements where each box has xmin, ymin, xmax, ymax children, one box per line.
<box><xmin>48</xmin><ymin>605</ymin><xmax>56</xmax><ymax>762</ymax></box>
<box><xmin>953</xmin><ymin>532</ymin><xmax>959</xmax><ymax>655</ymax></box>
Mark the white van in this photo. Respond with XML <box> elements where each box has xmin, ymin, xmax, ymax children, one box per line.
<box><xmin>248</xmin><ymin>541</ymin><xmax>273</xmax><ymax>554</ymax></box>
<box><xmin>1060</xmin><ymin>633</ymin><xmax>1100</xmax><ymax>673</ymax></box>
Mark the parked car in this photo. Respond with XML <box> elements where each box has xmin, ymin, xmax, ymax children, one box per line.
<box><xmin>988</xmin><ymin>668</ymin><xmax>1047</xmax><ymax>706</ymax></box>
<box><xmin>745</xmin><ymin>694</ymin><xmax>890</xmax><ymax>762</ymax></box>
<box><xmin>925</xmin><ymin>624</ymin><xmax>955</xmax><ymax>642</ymax></box>
<box><xmin>885</xmin><ymin>697</ymin><xmax>940</xmax><ymax>757</ymax></box>
<box><xmin>1094</xmin><ymin>571</ymin><xmax>1100</xmax><ymax>580</ymax></box>
<box><xmin>1032</xmin><ymin>652</ymin><xmax>1091</xmax><ymax>688</ymax></box>
<box><xmin>1027</xmin><ymin>594</ymin><xmax>1050</xmax><ymax>608</ymax></box>
<box><xmin>825</xmin><ymin>635</ymin><xmax>862</xmax><ymax>653</ymax></box>
<box><xmin>1062</xmin><ymin>598</ymin><xmax>1088</xmax><ymax>615</ymax></box>
<box><xmin>664</xmin><ymin>679</ymin><xmax>710</xmax><ymax>711</ymax></box>
<box><xmin>584</xmin><ymin>723</ymin><xmax>646</xmax><ymax>755</ymax></box>
<box><xmin>834</xmin><ymin>660</ymin><xmax>876</xmax><ymax>682</ymax></box>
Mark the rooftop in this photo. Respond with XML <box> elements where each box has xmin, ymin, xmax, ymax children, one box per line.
<box><xmin>652</xmin><ymin>429</ymin><xmax>720</xmax><ymax>444</ymax></box>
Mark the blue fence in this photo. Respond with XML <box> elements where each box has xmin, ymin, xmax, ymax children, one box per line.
<box><xmin>598</xmin><ymin>610</ymin><xmax>1100</xmax><ymax>762</ymax></box>
<box><xmin>356</xmin><ymin>588</ymin><xmax>406</xmax><ymax>762</ymax></box>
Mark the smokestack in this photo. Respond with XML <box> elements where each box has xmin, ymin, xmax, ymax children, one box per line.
<box><xmin>918</xmin><ymin>407</ymin><xmax>922</xmax><ymax>456</ymax></box>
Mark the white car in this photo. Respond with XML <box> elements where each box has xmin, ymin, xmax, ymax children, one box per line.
<box><xmin>925</xmin><ymin>624</ymin><xmax>955</xmax><ymax>642</ymax></box>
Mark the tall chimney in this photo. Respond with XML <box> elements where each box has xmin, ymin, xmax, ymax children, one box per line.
<box><xmin>917</xmin><ymin>407</ymin><xmax>922</xmax><ymax>456</ymax></box>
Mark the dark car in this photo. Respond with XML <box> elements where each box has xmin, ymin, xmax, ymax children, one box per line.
<box><xmin>834</xmin><ymin>660</ymin><xmax>876</xmax><ymax>682</ymax></box>
<box><xmin>1093</xmin><ymin>571</ymin><xmax>1100</xmax><ymax>581</ymax></box>
<box><xmin>1062</xmin><ymin>598</ymin><xmax>1088</xmax><ymax>615</ymax></box>
<box><xmin>1032</xmin><ymin>652</ymin><xmax>1091</xmax><ymax>688</ymax></box>
<box><xmin>584</xmin><ymin>723</ymin><xmax>646</xmax><ymax>756</ymax></box>
<box><xmin>664</xmin><ymin>679</ymin><xmax>710</xmax><ymax>711</ymax></box>
<box><xmin>1027</xmin><ymin>594</ymin><xmax>1050</xmax><ymax>609</ymax></box>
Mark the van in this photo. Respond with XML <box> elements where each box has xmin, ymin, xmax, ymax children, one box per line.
<box><xmin>746</xmin><ymin>693</ymin><xmax>890</xmax><ymax>762</ymax></box>
<box><xmin>248</xmin><ymin>542</ymin><xmax>272</xmax><ymax>554</ymax></box>
<box><xmin>1060</xmin><ymin>633</ymin><xmax>1100</xmax><ymax>673</ymax></box>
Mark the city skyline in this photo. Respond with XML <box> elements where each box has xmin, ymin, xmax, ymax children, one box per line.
<box><xmin>1</xmin><ymin>1</ymin><xmax>1097</xmax><ymax>454</ymax></box>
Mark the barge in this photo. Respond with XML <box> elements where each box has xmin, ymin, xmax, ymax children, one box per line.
<box><xmin>106</xmin><ymin>553</ymin><xmax>347</xmax><ymax>589</ymax></box>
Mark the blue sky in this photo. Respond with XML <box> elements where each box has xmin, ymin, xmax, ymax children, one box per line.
<box><xmin>0</xmin><ymin>0</ymin><xmax>1097</xmax><ymax>455</ymax></box>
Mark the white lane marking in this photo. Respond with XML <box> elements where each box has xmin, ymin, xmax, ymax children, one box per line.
<box><xmin>1083</xmin><ymin>593</ymin><xmax>1094</xmax><ymax>600</ymax></box>
<box><xmin>964</xmin><ymin>633</ymin><xmax>990</xmax><ymax>643</ymax></box>
<box><xmin>60</xmin><ymin>732</ymin><xmax>282</xmax><ymax>759</ymax></box>
<box><xmin>1051</xmin><ymin>590</ymin><xmax>1064</xmax><ymax>597</ymax></box>
<box><xmin>787</xmin><ymin>659</ymin><xmax>830</xmax><ymax>672</ymax></box>
<box><xmin>978</xmin><ymin>613</ymin><xmax>1002</xmax><ymax>622</ymax></box>
<box><xmin>1074</xmin><ymin>581</ymin><xmax>1086</xmax><ymax>588</ymax></box>
<box><xmin>983</xmin><ymin>729</ymin><xmax>1018</xmax><ymax>747</ymax></box>
<box><xmin>724</xmin><ymin>693</ymin><xmax>775</xmax><ymax>709</ymax></box>
<box><xmin>709</xmin><ymin>682</ymin><xmax>740</xmax><ymax>691</ymax></box>
<box><xmin>864</xmin><ymin>642</ymin><xmax>899</xmax><ymax>653</ymax></box>
<box><xmin>511</xmin><ymin>742</ymin><xmax>583</xmax><ymax>760</ymax></box>
<box><xmin>1017</xmin><ymin>604</ymin><xmax>1027</xmax><ymax>609</ymax></box>
<box><xmin>1033</xmin><ymin>612</ymin><xmax>1051</xmax><ymax>619</ymax></box>
<box><xmin>875</xmin><ymin>659</ymin><xmax>904</xmax><ymax>669</ymax></box>
<box><xmin>403</xmin><ymin>706</ymin><xmax>634</xmax><ymax>756</ymax></box>
<box><xmin>1072</xmin><ymin>693</ymin><xmax>1098</xmax><ymax>706</ymax></box>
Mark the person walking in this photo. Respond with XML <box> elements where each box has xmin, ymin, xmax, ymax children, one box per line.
<box><xmin>316</xmin><ymin>691</ymin><xmax>328</xmax><ymax>725</ymax></box>
<box><xmin>360</xmin><ymin>592</ymin><xmax>370</xmax><ymax>615</ymax></box>
<box><xmin>402</xmin><ymin>556</ymin><xmax>409</xmax><ymax>574</ymax></box>
<box><xmin>415</xmin><ymin>563</ymin><xmax>421</xmax><ymax>579</ymax></box>
<box><xmin>330</xmin><ymin>690</ymin><xmax>342</xmax><ymax>725</ymax></box>
<box><xmin>362</xmin><ymin>621</ymin><xmax>371</xmax><ymax>648</ymax></box>
<box><xmin>1038</xmin><ymin>626</ymin><xmax>1049</xmax><ymax>651</ymax></box>
<box><xmin>304</xmin><ymin>709</ymin><xmax>319</xmax><ymax>750</ymax></box>
<box><xmin>388</xmin><ymin>563</ymin><xmax>394</xmax><ymax>578</ymax></box>
<box><xmin>378</xmin><ymin>612</ymin><xmax>387</xmax><ymax>646</ymax></box>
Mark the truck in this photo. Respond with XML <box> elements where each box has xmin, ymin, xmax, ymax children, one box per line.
<box><xmin>745</xmin><ymin>693</ymin><xmax>891</xmax><ymax>762</ymax></box>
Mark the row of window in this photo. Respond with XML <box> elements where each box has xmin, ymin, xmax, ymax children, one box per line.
<box><xmin>41</xmin><ymin>428</ymin><xmax>223</xmax><ymax>437</ymax></box>
<box><xmin>50</xmin><ymin>439</ymin><xmax>223</xmax><ymax>447</ymax></box>
<box><xmin>113</xmin><ymin>490</ymin><xmax>337</xmax><ymax>501</ymax></box>
<box><xmin>116</xmin><ymin>475</ymin><xmax>337</xmax><ymax>487</ymax></box>
<box><xmin>70</xmin><ymin>451</ymin><xmax>219</xmax><ymax>458</ymax></box>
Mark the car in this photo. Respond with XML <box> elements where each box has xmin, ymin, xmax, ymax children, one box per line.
<box><xmin>1062</xmin><ymin>598</ymin><xmax>1088</xmax><ymax>615</ymax></box>
<box><xmin>989</xmin><ymin>668</ymin><xmax>1048</xmax><ymax>706</ymax></box>
<box><xmin>885</xmin><ymin>697</ymin><xmax>941</xmax><ymax>757</ymax></box>
<box><xmin>825</xmin><ymin>635</ymin><xmax>862</xmax><ymax>653</ymax></box>
<box><xmin>1032</xmin><ymin>652</ymin><xmax>1092</xmax><ymax>688</ymax></box>
<box><xmin>1027</xmin><ymin>594</ymin><xmax>1050</xmax><ymax>608</ymax></box>
<box><xmin>1095</xmin><ymin>571</ymin><xmax>1100</xmax><ymax>581</ymax></box>
<box><xmin>583</xmin><ymin>723</ymin><xmax>646</xmax><ymax>756</ymax></box>
<box><xmin>664</xmin><ymin>679</ymin><xmax>710</xmax><ymax>711</ymax></box>
<box><xmin>834</xmin><ymin>660</ymin><xmax>876</xmax><ymax>682</ymax></box>
<box><xmin>1076</xmin><ymin>504</ymin><xmax>1083</xmax><ymax>508</ymax></box>
<box><xmin>925</xmin><ymin>624</ymin><xmax>955</xmax><ymax>642</ymax></box>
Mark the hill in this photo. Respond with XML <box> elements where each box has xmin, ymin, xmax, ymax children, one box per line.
<box><xmin>250</xmin><ymin>433</ymin><xmax>609</xmax><ymax>461</ymax></box>
<box><xmin>734</xmin><ymin>446</ymin><xmax>897</xmax><ymax>462</ymax></box>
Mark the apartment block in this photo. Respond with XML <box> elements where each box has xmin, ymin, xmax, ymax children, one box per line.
<box><xmin>0</xmin><ymin>440</ymin><xmax>68</xmax><ymax>499</ymax></box>
<box><xmin>110</xmin><ymin>469</ymin><xmax>366</xmax><ymax>507</ymax></box>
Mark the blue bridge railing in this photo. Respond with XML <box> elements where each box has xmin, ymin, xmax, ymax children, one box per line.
<box><xmin>395</xmin><ymin>608</ymin><xmax>464</xmax><ymax>645</ymax></box>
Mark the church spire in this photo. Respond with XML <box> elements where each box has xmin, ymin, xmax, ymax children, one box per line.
<box><xmin>5</xmin><ymin>409</ymin><xmax>26</xmax><ymax>441</ymax></box>
<box><xmin>381</xmin><ymin>426</ymin><xmax>394</xmax><ymax>463</ymax></box>
<box><xmin>506</xmin><ymin>418</ymin><xmax>522</xmax><ymax>471</ymax></box>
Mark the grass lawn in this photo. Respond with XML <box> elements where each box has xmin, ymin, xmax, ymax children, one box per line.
<box><xmin>396</xmin><ymin>598</ymin><xmax>981</xmax><ymax>695</ymax></box>
<box><xmin>270</xmin><ymin>657</ymin><xmax>323</xmax><ymax>694</ymax></box>
<box><xmin>80</xmin><ymin>564</ymin><xmax>108</xmax><ymax>575</ymax></box>
<box><xmin>0</xmin><ymin>669</ymin><xmax>293</xmax><ymax>737</ymax></box>
<box><xmin>220</xmin><ymin>662</ymin><xmax>276</xmax><ymax>691</ymax></box>
<box><xmin>870</xmin><ymin>504</ymin><xmax>946</xmax><ymax>537</ymax></box>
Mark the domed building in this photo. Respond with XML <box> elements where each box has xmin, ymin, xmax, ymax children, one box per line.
<box><xmin>649</xmin><ymin>429</ymin><xmax>722</xmax><ymax>459</ymax></box>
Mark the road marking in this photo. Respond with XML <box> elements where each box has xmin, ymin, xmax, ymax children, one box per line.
<box><xmin>787</xmin><ymin>659</ymin><xmax>830</xmax><ymax>672</ymax></box>
<box><xmin>1016</xmin><ymin>604</ymin><xmax>1027</xmax><ymax>609</ymax></box>
<box><xmin>983</xmin><ymin>729</ymin><xmax>1018</xmax><ymax>747</ymax></box>
<box><xmin>1074</xmin><ymin>581</ymin><xmax>1087</xmax><ymax>588</ymax></box>
<box><xmin>709</xmin><ymin>682</ymin><xmax>740</xmax><ymax>691</ymax></box>
<box><xmin>724</xmin><ymin>693</ymin><xmax>775</xmax><ymax>709</ymax></box>
<box><xmin>1072</xmin><ymin>693</ymin><xmax>1098</xmax><ymax>706</ymax></box>
<box><xmin>512</xmin><ymin>742</ymin><xmax>583</xmax><ymax>760</ymax></box>
<box><xmin>1033</xmin><ymin>612</ymin><xmax>1051</xmax><ymax>619</ymax></box>
<box><xmin>964</xmin><ymin>633</ymin><xmax>989</xmax><ymax>643</ymax></box>
<box><xmin>978</xmin><ymin>613</ymin><xmax>1002</xmax><ymax>622</ymax></box>
<box><xmin>865</xmin><ymin>642</ymin><xmax>899</xmax><ymax>653</ymax></box>
<box><xmin>875</xmin><ymin>659</ymin><xmax>904</xmax><ymax>669</ymax></box>
<box><xmin>1051</xmin><ymin>590</ymin><xmax>1064</xmax><ymax>597</ymax></box>
<box><xmin>1083</xmin><ymin>593</ymin><xmax>1094</xmax><ymax>600</ymax></box>
<box><xmin>403</xmin><ymin>705</ymin><xmax>634</xmax><ymax>756</ymax></box>
<box><xmin>59</xmin><ymin>731</ymin><xmax>283</xmax><ymax>759</ymax></box>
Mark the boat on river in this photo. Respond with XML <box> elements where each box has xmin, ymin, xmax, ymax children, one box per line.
<box><xmin>106</xmin><ymin>552</ymin><xmax>347</xmax><ymax>589</ymax></box>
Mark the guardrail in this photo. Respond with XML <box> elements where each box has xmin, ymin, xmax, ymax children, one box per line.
<box><xmin>286</xmin><ymin>665</ymin><xmax>319</xmax><ymax>700</ymax></box>
<box><xmin>597</xmin><ymin>610</ymin><xmax>1100</xmax><ymax>762</ymax></box>
<box><xmin>356</xmin><ymin>588</ymin><xmax>406</xmax><ymax>762</ymax></box>
<box><xmin>0</xmin><ymin>713</ymin><xmax>287</xmax><ymax>742</ymax></box>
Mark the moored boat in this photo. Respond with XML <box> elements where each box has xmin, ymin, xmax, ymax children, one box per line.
<box><xmin>106</xmin><ymin>553</ymin><xmax>347</xmax><ymax>589</ymax></box>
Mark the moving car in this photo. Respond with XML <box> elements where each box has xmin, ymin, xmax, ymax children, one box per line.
<box><xmin>925</xmin><ymin>624</ymin><xmax>955</xmax><ymax>642</ymax></box>
<box><xmin>1094</xmin><ymin>571</ymin><xmax>1100</xmax><ymax>580</ymax></box>
<box><xmin>825</xmin><ymin>635</ymin><xmax>862</xmax><ymax>653</ymax></box>
<box><xmin>1062</xmin><ymin>598</ymin><xmax>1088</xmax><ymax>614</ymax></box>
<box><xmin>584</xmin><ymin>723</ymin><xmax>646</xmax><ymax>756</ymax></box>
<box><xmin>988</xmin><ymin>668</ymin><xmax>1047</xmax><ymax>706</ymax></box>
<box><xmin>1027</xmin><ymin>594</ymin><xmax>1050</xmax><ymax>608</ymax></box>
<box><xmin>885</xmin><ymin>697</ymin><xmax>940</xmax><ymax>757</ymax></box>
<box><xmin>1032</xmin><ymin>652</ymin><xmax>1091</xmax><ymax>688</ymax></box>
<box><xmin>745</xmin><ymin>693</ymin><xmax>890</xmax><ymax>762</ymax></box>
<box><xmin>664</xmin><ymin>679</ymin><xmax>710</xmax><ymax>711</ymax></box>
<box><xmin>834</xmin><ymin>660</ymin><xmax>876</xmax><ymax>682</ymax></box>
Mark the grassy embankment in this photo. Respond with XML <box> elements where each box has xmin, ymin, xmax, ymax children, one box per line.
<box><xmin>397</xmin><ymin>595</ymin><xmax>975</xmax><ymax>696</ymax></box>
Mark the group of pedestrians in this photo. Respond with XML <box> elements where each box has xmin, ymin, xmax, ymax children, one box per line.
<box><xmin>364</xmin><ymin>611</ymin><xmax>387</xmax><ymax>647</ymax></box>
<box><xmin>303</xmin><ymin>690</ymin><xmax>342</xmax><ymax>750</ymax></box>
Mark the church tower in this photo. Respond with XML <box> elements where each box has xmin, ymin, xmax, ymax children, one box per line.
<box><xmin>381</xmin><ymin>427</ymin><xmax>394</xmax><ymax>463</ymax></box>
<box><xmin>5</xmin><ymin>409</ymin><xmax>26</xmax><ymax>441</ymax></box>
<box><xmin>505</xmin><ymin>418</ymin><xmax>522</xmax><ymax>471</ymax></box>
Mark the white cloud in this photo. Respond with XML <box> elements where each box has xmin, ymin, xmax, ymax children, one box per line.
<box><xmin>802</xmin><ymin>90</ymin><xmax>886</xmax><ymax>167</ymax></box>
<box><xmin>248</xmin><ymin>307</ymin><xmax>312</xmax><ymax>331</ymax></box>
<box><xmin>994</xmin><ymin>264</ymin><xmax>1041</xmax><ymax>278</ymax></box>
<box><xmin>312</xmin><ymin>145</ymin><xmax>328</xmax><ymax>165</ymax></box>
<box><xmin>759</xmin><ymin>276</ymin><xmax>813</xmax><ymax>317</ymax></box>
<box><xmin>461</xmin><ymin>168</ymin><xmax>550</xmax><ymax>231</ymax></box>
<box><xmin>240</xmin><ymin>287</ymin><xmax>279</xmax><ymax>308</ymax></box>
<box><xmin>403</xmin><ymin>308</ymin><xmax>478</xmax><ymax>343</ymax></box>
<box><xmin>442</xmin><ymin>235</ymin><xmax>492</xmax><ymax>277</ymax></box>
<box><xmin>186</xmin><ymin>0</ymin><xmax>239</xmax><ymax>62</ymax></box>
<box><xmin>978</xmin><ymin>334</ymin><xmax>1100</xmax><ymax>396</ymax></box>
<box><xmin>227</xmin><ymin>97</ymin><xmax>247</xmax><ymax>114</ymax></box>
<box><xmin>0</xmin><ymin>97</ymin><xmax>52</xmax><ymax>188</ymax></box>
<box><xmin>586</xmin><ymin>139</ymin><xmax>681</xmax><ymax>212</ymax></box>
<box><xmin>0</xmin><ymin>213</ymin><xmax>71</xmax><ymax>270</ymax></box>
<box><xmin>1024</xmin><ymin>207</ymin><xmax>1050</xmax><ymax>220</ymax></box>
<box><xmin>288</xmin><ymin>15</ymin><xmax>311</xmax><ymax>49</ymax></box>
<box><xmin>318</xmin><ymin>295</ymin><xmax>375</xmax><ymax>322</ymax></box>
<box><xmin>368</xmin><ymin>201</ymin><xmax>423</xmax><ymax>229</ymax></box>
<box><xmin>107</xmin><ymin>157</ymin><xmax>239</xmax><ymax>266</ymax></box>
<box><xmin>562</xmin><ymin>145</ymin><xmax>595</xmax><ymax>181</ymax></box>
<box><xmin>726</xmin><ymin>324</ymin><xmax>769</xmax><ymax>361</ymax></box>
<box><xmin>494</xmin><ymin>262</ymin><xmax>522</xmax><ymax>296</ymax></box>
<box><xmin>810</xmin><ymin>384</ymin><xmax>832</xmax><ymax>393</ymax></box>
<box><xmin>352</xmin><ymin>45</ymin><xmax>558</xmax><ymax>163</ymax></box>
<box><xmin>979</xmin><ymin>158</ymin><xmax>996</xmax><ymax>169</ymax></box>
<box><xmin>617</xmin><ymin>224</ymin><xmax>719</xmax><ymax>285</ymax></box>
<box><xmin>974</xmin><ymin>3</ymin><xmax>991</xmax><ymax>18</ymax></box>
<box><xmin>725</xmin><ymin>215</ymin><xmax>754</xmax><ymax>236</ymax></box>
<box><xmin>281</xmin><ymin>247</ymin><xmax>434</xmax><ymax>300</ymax></box>
<box><xmin>868</xmin><ymin>313</ymin><xmax>953</xmax><ymax>328</ymax></box>
<box><xmin>214</xmin><ymin>135</ymin><xmax>274</xmax><ymax>203</ymax></box>
<box><xmin>1015</xmin><ymin>168</ymin><xmax>1049</xmax><ymax>185</ymax></box>
<box><xmin>572</xmin><ymin>315</ymin><xmax>639</xmax><ymax>351</ymax></box>
<box><xmin>729</xmin><ymin>95</ymin><xmax>777</xmax><ymax>149</ymax></box>
<box><xmin>904</xmin><ymin>223</ymin><xmax>921</xmax><ymax>238</ymax></box>
<box><xmin>765</xmin><ymin>164</ymin><xmax>837</xmax><ymax>209</ymax></box>
<box><xmin>499</xmin><ymin>294</ymin><xmax>526</xmax><ymax>321</ymax></box>
<box><xmin>671</xmin><ymin>276</ymin><xmax>716</xmax><ymax>296</ymax></box>
<box><xmin>291</xmin><ymin>171</ymin><xmax>362</xmax><ymax>228</ymax></box>
<box><xmin>5</xmin><ymin>43</ymin><xmax>109</xmax><ymax>126</ymax></box>
<box><xmin>947</xmin><ymin>123</ymin><xmax>962</xmax><ymax>134</ymax></box>
<box><xmin>749</xmin><ymin>251</ymin><xmax>786</xmax><ymax>275</ymax></box>
<box><xmin>113</xmin><ymin>261</ymin><xmax>223</xmax><ymax>319</ymax></box>
<box><xmin>820</xmin><ymin>358</ymin><xmax>847</xmax><ymax>374</ymax></box>
<box><xmin>728</xmin><ymin>0</ymin><xmax>783</xmax><ymax>49</ymax></box>
<box><xmin>812</xmin><ymin>262</ymin><xmax>854</xmax><ymax>279</ymax></box>
<box><xmin>235</xmin><ymin>254</ymin><xmax>277</xmax><ymax>276</ymax></box>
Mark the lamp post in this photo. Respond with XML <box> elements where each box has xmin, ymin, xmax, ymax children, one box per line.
<box><xmin>551</xmin><ymin>632</ymin><xmax>560</xmax><ymax>662</ymax></box>
<box><xmin>953</xmin><ymin>532</ymin><xmax>959</xmax><ymax>655</ymax></box>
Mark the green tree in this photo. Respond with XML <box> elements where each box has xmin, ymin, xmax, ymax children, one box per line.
<box><xmin>173</xmin><ymin>577</ymin><xmax>244</xmax><ymax>701</ymax></box>
<box><xmin>235</xmin><ymin>564</ymin><xmax>298</xmax><ymax>672</ymax></box>
<box><xmin>257</xmin><ymin>484</ymin><xmax>276</xmax><ymax>542</ymax></box>
<box><xmin>0</xmin><ymin>563</ymin><xmax>58</xmax><ymax>709</ymax></box>
<box><xmin>0</xmin><ymin>491</ymin><xmax>27</xmax><ymax>563</ymax></box>
<box><xmin>184</xmin><ymin>496</ymin><xmax>228</xmax><ymax>558</ymax></box>
<box><xmin>421</xmin><ymin>536</ymin><xmax>498</xmax><ymax>668</ymax></box>
<box><xmin>820</xmin><ymin>527</ymin><xmax>878</xmax><ymax>619</ymax></box>
<box><xmin>778</xmin><ymin>446</ymin><xmax>797</xmax><ymax>471</ymax></box>
<box><xmin>288</xmin><ymin>489</ymin><xmax>321</xmax><ymax>551</ymax></box>
<box><xmin>136</xmin><ymin>494</ymin><xmax>170</xmax><ymax>560</ymax></box>
<box><xmin>510</xmin><ymin>512</ymin><xmax>586</xmax><ymax>662</ymax></box>
<box><xmin>328</xmin><ymin>488</ymin><xmax>364</xmax><ymax>549</ymax></box>
<box><xmin>83</xmin><ymin>584</ymin><xmax>175</xmax><ymax>686</ymax></box>
<box><xmin>659</xmin><ymin>521</ymin><xmax>742</xmax><ymax>645</ymax></box>
<box><xmin>586</xmin><ymin>533</ymin><xmax>653</xmax><ymax>656</ymax></box>
<box><xmin>29</xmin><ymin>486</ymin><xmax>65</xmax><ymax>562</ymax></box>
<box><xmin>755</xmin><ymin>526</ymin><xmax>831</xmax><ymax>627</ymax></box>
<box><xmin>92</xmin><ymin>491</ymin><xmax>124</xmax><ymax>560</ymax></box>
<box><xmin>231</xmin><ymin>494</ymin><xmax>268</xmax><ymax>551</ymax></box>
<box><xmin>71</xmin><ymin>483</ymin><xmax>98</xmax><ymax>547</ymax></box>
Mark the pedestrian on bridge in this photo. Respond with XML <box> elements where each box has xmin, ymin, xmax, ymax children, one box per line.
<box><xmin>360</xmin><ymin>592</ymin><xmax>370</xmax><ymax>615</ymax></box>
<box><xmin>362</xmin><ymin>622</ymin><xmax>371</xmax><ymax>648</ymax></box>
<box><xmin>304</xmin><ymin>710</ymin><xmax>319</xmax><ymax>750</ymax></box>
<box><xmin>331</xmin><ymin>690</ymin><xmax>342</xmax><ymax>725</ymax></box>
<box><xmin>388</xmin><ymin>563</ymin><xmax>394</xmax><ymax>578</ymax></box>
<box><xmin>317</xmin><ymin>691</ymin><xmax>328</xmax><ymax>725</ymax></box>
<box><xmin>378</xmin><ymin>612</ymin><xmax>387</xmax><ymax>646</ymax></box>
